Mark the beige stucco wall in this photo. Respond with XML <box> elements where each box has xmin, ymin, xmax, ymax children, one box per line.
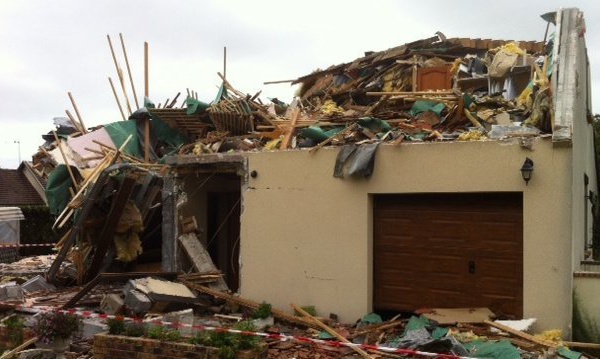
<box><xmin>239</xmin><ymin>138</ymin><xmax>572</xmax><ymax>332</ymax></box>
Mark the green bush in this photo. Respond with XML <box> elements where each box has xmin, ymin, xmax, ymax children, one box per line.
<box><xmin>107</xmin><ymin>318</ymin><xmax>125</xmax><ymax>335</ymax></box>
<box><xmin>4</xmin><ymin>315</ymin><xmax>25</xmax><ymax>346</ymax></box>
<box><xmin>146</xmin><ymin>325</ymin><xmax>181</xmax><ymax>342</ymax></box>
<box><xmin>189</xmin><ymin>320</ymin><xmax>260</xmax><ymax>359</ymax></box>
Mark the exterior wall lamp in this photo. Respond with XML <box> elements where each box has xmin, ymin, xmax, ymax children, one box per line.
<box><xmin>520</xmin><ymin>157</ymin><xmax>534</xmax><ymax>185</ymax></box>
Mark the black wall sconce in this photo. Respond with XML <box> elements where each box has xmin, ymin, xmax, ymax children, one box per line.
<box><xmin>520</xmin><ymin>157</ymin><xmax>534</xmax><ymax>185</ymax></box>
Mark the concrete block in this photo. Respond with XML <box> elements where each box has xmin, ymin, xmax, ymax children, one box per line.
<box><xmin>5</xmin><ymin>285</ymin><xmax>23</xmax><ymax>299</ymax></box>
<box><xmin>0</xmin><ymin>282</ymin><xmax>22</xmax><ymax>300</ymax></box>
<box><xmin>101</xmin><ymin>293</ymin><xmax>125</xmax><ymax>315</ymax></box>
<box><xmin>22</xmin><ymin>275</ymin><xmax>56</xmax><ymax>294</ymax></box>
<box><xmin>124</xmin><ymin>289</ymin><xmax>152</xmax><ymax>314</ymax></box>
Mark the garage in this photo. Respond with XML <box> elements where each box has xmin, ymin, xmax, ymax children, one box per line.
<box><xmin>373</xmin><ymin>192</ymin><xmax>523</xmax><ymax>318</ymax></box>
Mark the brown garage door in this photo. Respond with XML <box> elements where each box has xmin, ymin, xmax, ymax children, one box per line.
<box><xmin>373</xmin><ymin>193</ymin><xmax>523</xmax><ymax>318</ymax></box>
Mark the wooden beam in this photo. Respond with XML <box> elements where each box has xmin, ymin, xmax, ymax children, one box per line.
<box><xmin>280</xmin><ymin>108</ymin><xmax>300</xmax><ymax>149</ymax></box>
<box><xmin>484</xmin><ymin>320</ymin><xmax>558</xmax><ymax>348</ymax></box>
<box><xmin>309</xmin><ymin>123</ymin><xmax>358</xmax><ymax>153</ymax></box>
<box><xmin>182</xmin><ymin>281</ymin><xmax>318</xmax><ymax>329</ymax></box>
<box><xmin>67</xmin><ymin>92</ymin><xmax>87</xmax><ymax>133</ymax></box>
<box><xmin>65</xmin><ymin>109</ymin><xmax>83</xmax><ymax>133</ymax></box>
<box><xmin>107</xmin><ymin>34</ymin><xmax>132</xmax><ymax>115</ymax></box>
<box><xmin>84</xmin><ymin>176</ymin><xmax>136</xmax><ymax>282</ymax></box>
<box><xmin>0</xmin><ymin>336</ymin><xmax>37</xmax><ymax>359</ymax></box>
<box><xmin>144</xmin><ymin>42</ymin><xmax>149</xmax><ymax>98</ymax></box>
<box><xmin>366</xmin><ymin>91</ymin><xmax>455</xmax><ymax>96</ymax></box>
<box><xmin>223</xmin><ymin>46</ymin><xmax>227</xmax><ymax>81</ymax></box>
<box><xmin>119</xmin><ymin>33</ymin><xmax>140</xmax><ymax>109</ymax></box>
<box><xmin>108</xmin><ymin>77</ymin><xmax>126</xmax><ymax>121</ymax></box>
<box><xmin>263</xmin><ymin>79</ymin><xmax>296</xmax><ymax>85</ymax></box>
<box><xmin>52</xmin><ymin>131</ymin><xmax>79</xmax><ymax>190</ymax></box>
<box><xmin>464</xmin><ymin>109</ymin><xmax>484</xmax><ymax>129</ymax></box>
<box><xmin>291</xmin><ymin>303</ymin><xmax>373</xmax><ymax>359</ymax></box>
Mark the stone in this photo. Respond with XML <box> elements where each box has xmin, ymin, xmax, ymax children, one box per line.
<box><xmin>21</xmin><ymin>275</ymin><xmax>56</xmax><ymax>294</ymax></box>
<box><xmin>124</xmin><ymin>289</ymin><xmax>152</xmax><ymax>314</ymax></box>
<box><xmin>0</xmin><ymin>282</ymin><xmax>23</xmax><ymax>300</ymax></box>
<box><xmin>81</xmin><ymin>318</ymin><xmax>108</xmax><ymax>339</ymax></box>
<box><xmin>100</xmin><ymin>293</ymin><xmax>125</xmax><ymax>315</ymax></box>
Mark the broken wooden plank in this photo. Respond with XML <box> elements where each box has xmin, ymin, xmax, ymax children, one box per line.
<box><xmin>484</xmin><ymin>320</ymin><xmax>558</xmax><ymax>348</ymax></box>
<box><xmin>181</xmin><ymin>281</ymin><xmax>318</xmax><ymax>329</ymax></box>
<box><xmin>52</xmin><ymin>130</ymin><xmax>79</xmax><ymax>190</ymax></box>
<box><xmin>464</xmin><ymin>109</ymin><xmax>484</xmax><ymax>129</ymax></box>
<box><xmin>309</xmin><ymin>123</ymin><xmax>358</xmax><ymax>153</ymax></box>
<box><xmin>0</xmin><ymin>336</ymin><xmax>37</xmax><ymax>359</ymax></box>
<box><xmin>291</xmin><ymin>303</ymin><xmax>373</xmax><ymax>359</ymax></box>
<box><xmin>280</xmin><ymin>108</ymin><xmax>301</xmax><ymax>149</ymax></box>
<box><xmin>84</xmin><ymin>176</ymin><xmax>136</xmax><ymax>282</ymax></box>
<box><xmin>419</xmin><ymin>307</ymin><xmax>495</xmax><ymax>324</ymax></box>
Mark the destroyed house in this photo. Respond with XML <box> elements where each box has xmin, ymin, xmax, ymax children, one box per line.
<box><xmin>35</xmin><ymin>7</ymin><xmax>596</xmax><ymax>340</ymax></box>
<box><xmin>160</xmin><ymin>8</ymin><xmax>595</xmax><ymax>334</ymax></box>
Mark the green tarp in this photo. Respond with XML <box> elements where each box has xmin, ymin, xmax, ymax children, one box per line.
<box><xmin>409</xmin><ymin>100</ymin><xmax>446</xmax><ymax>117</ymax></box>
<box><xmin>46</xmin><ymin>165</ymin><xmax>75</xmax><ymax>215</ymax></box>
<box><xmin>464</xmin><ymin>340</ymin><xmax>520</xmax><ymax>359</ymax></box>
<box><xmin>104</xmin><ymin>117</ymin><xmax>188</xmax><ymax>160</ymax></box>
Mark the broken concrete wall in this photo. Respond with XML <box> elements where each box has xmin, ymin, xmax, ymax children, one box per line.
<box><xmin>554</xmin><ymin>9</ymin><xmax>598</xmax><ymax>272</ymax></box>
<box><xmin>240</xmin><ymin>140</ymin><xmax>571</xmax><ymax>333</ymax></box>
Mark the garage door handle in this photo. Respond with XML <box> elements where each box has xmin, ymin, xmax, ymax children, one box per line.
<box><xmin>468</xmin><ymin>260</ymin><xmax>476</xmax><ymax>274</ymax></box>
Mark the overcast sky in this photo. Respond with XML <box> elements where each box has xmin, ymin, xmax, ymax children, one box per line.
<box><xmin>1</xmin><ymin>0</ymin><xmax>598</xmax><ymax>168</ymax></box>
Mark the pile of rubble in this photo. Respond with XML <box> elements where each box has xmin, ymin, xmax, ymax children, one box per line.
<box><xmin>0</xmin><ymin>272</ymin><xmax>598</xmax><ymax>359</ymax></box>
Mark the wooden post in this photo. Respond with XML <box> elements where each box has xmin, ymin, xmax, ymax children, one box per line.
<box><xmin>52</xmin><ymin>131</ymin><xmax>79</xmax><ymax>190</ymax></box>
<box><xmin>144</xmin><ymin>42</ymin><xmax>149</xmax><ymax>98</ymax></box>
<box><xmin>119</xmin><ymin>33</ymin><xmax>140</xmax><ymax>109</ymax></box>
<box><xmin>108</xmin><ymin>77</ymin><xmax>126</xmax><ymax>121</ymax></box>
<box><xmin>412</xmin><ymin>54</ymin><xmax>418</xmax><ymax>92</ymax></box>
<box><xmin>223</xmin><ymin>46</ymin><xmax>227</xmax><ymax>81</ymax></box>
<box><xmin>144</xmin><ymin>41</ymin><xmax>150</xmax><ymax>162</ymax></box>
<box><xmin>280</xmin><ymin>108</ymin><xmax>300</xmax><ymax>149</ymax></box>
<box><xmin>107</xmin><ymin>34</ymin><xmax>132</xmax><ymax>115</ymax></box>
<box><xmin>65</xmin><ymin>109</ymin><xmax>83</xmax><ymax>133</ymax></box>
<box><xmin>67</xmin><ymin>92</ymin><xmax>87</xmax><ymax>133</ymax></box>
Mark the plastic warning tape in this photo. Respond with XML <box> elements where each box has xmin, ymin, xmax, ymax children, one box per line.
<box><xmin>1</xmin><ymin>302</ymin><xmax>477</xmax><ymax>359</ymax></box>
<box><xmin>0</xmin><ymin>243</ymin><xmax>56</xmax><ymax>248</ymax></box>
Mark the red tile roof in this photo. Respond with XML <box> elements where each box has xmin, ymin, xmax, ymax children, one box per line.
<box><xmin>0</xmin><ymin>169</ymin><xmax>45</xmax><ymax>206</ymax></box>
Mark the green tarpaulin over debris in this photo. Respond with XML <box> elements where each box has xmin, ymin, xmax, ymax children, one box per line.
<box><xmin>46</xmin><ymin>165</ymin><xmax>75</xmax><ymax>215</ymax></box>
<box><xmin>104</xmin><ymin>117</ymin><xmax>188</xmax><ymax>160</ymax></box>
<box><xmin>464</xmin><ymin>340</ymin><xmax>521</xmax><ymax>359</ymax></box>
<box><xmin>409</xmin><ymin>100</ymin><xmax>446</xmax><ymax>117</ymax></box>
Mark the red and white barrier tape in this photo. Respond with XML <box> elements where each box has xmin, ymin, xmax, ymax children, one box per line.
<box><xmin>0</xmin><ymin>243</ymin><xmax>56</xmax><ymax>248</ymax></box>
<box><xmin>2</xmin><ymin>302</ymin><xmax>476</xmax><ymax>359</ymax></box>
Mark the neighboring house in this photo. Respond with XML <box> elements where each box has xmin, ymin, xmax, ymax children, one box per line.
<box><xmin>0</xmin><ymin>166</ymin><xmax>46</xmax><ymax>208</ymax></box>
<box><xmin>161</xmin><ymin>8</ymin><xmax>596</xmax><ymax>336</ymax></box>
<box><xmin>0</xmin><ymin>165</ymin><xmax>47</xmax><ymax>262</ymax></box>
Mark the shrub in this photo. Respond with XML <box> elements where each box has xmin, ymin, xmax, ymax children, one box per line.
<box><xmin>4</xmin><ymin>315</ymin><xmax>25</xmax><ymax>345</ymax></box>
<box><xmin>33</xmin><ymin>312</ymin><xmax>80</xmax><ymax>344</ymax></box>
<box><xmin>107</xmin><ymin>317</ymin><xmax>125</xmax><ymax>335</ymax></box>
<box><xmin>252</xmin><ymin>302</ymin><xmax>272</xmax><ymax>320</ymax></box>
